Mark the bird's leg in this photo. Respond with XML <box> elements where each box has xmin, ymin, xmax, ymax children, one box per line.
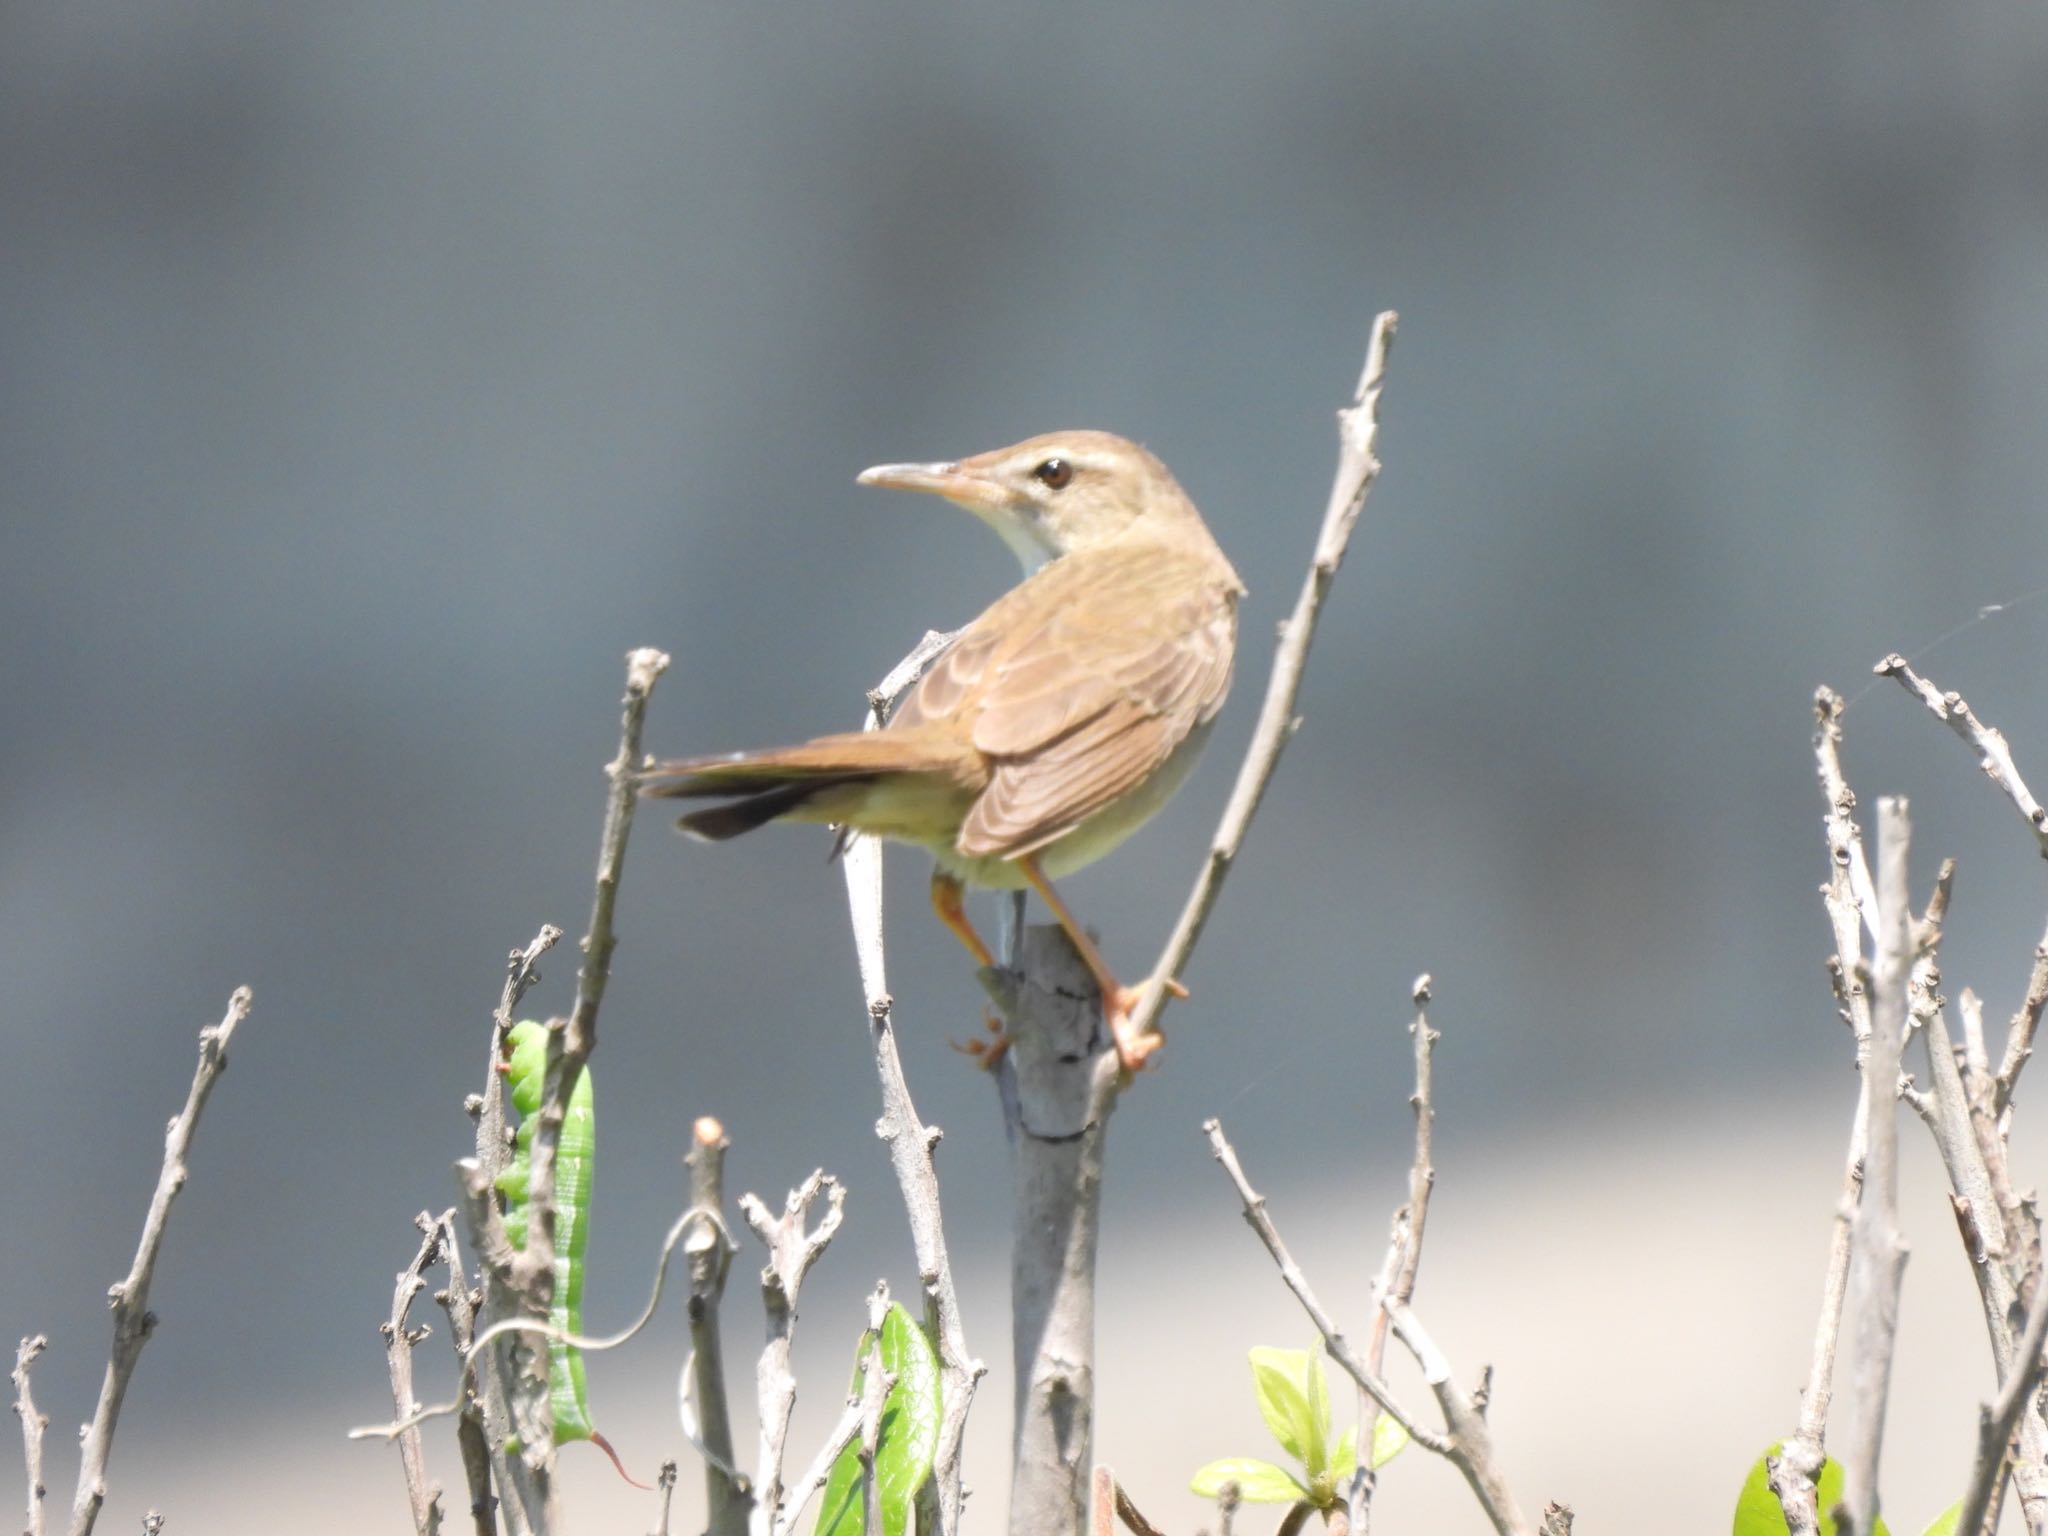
<box><xmin>930</xmin><ymin>869</ymin><xmax>996</xmax><ymax>967</ymax></box>
<box><xmin>931</xmin><ymin>870</ymin><xmax>1009</xmax><ymax>1068</ymax></box>
<box><xmin>1014</xmin><ymin>856</ymin><xmax>1182</xmax><ymax>1072</ymax></box>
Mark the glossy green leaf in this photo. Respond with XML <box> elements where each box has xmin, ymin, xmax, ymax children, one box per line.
<box><xmin>1190</xmin><ymin>1457</ymin><xmax>1310</xmax><ymax>1504</ymax></box>
<box><xmin>1917</xmin><ymin>1502</ymin><xmax>1960</xmax><ymax>1536</ymax></box>
<box><xmin>1731</xmin><ymin>1446</ymin><xmax>1890</xmax><ymax>1536</ymax></box>
<box><xmin>814</xmin><ymin>1305</ymin><xmax>941</xmax><ymax>1536</ymax></box>
<box><xmin>1369</xmin><ymin>1412</ymin><xmax>1411</xmax><ymax>1470</ymax></box>
<box><xmin>1247</xmin><ymin>1347</ymin><xmax>1315</xmax><ymax>1463</ymax></box>
<box><xmin>1303</xmin><ymin>1341</ymin><xmax>1331</xmax><ymax>1476</ymax></box>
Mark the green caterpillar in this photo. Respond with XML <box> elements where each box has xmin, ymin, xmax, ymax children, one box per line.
<box><xmin>495</xmin><ymin>1021</ymin><xmax>638</xmax><ymax>1482</ymax></box>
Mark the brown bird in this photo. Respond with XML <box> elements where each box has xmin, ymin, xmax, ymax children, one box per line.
<box><xmin>642</xmin><ymin>431</ymin><xmax>1242</xmax><ymax>1070</ymax></box>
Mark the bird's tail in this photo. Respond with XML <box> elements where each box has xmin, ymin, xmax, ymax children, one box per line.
<box><xmin>639</xmin><ymin>728</ymin><xmax>969</xmax><ymax>842</ymax></box>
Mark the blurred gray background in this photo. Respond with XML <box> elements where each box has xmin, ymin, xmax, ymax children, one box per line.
<box><xmin>6</xmin><ymin>5</ymin><xmax>2048</xmax><ymax>1531</ymax></box>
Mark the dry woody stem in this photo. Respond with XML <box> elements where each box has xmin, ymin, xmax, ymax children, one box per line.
<box><xmin>842</xmin><ymin>634</ymin><xmax>985</xmax><ymax>1536</ymax></box>
<box><xmin>382</xmin><ymin>1211</ymin><xmax>458</xmax><ymax>1536</ymax></box>
<box><xmin>1127</xmin><ymin>310</ymin><xmax>1398</xmax><ymax>1051</ymax></box>
<box><xmin>14</xmin><ymin>1335</ymin><xmax>49</xmax><ymax>1536</ymax></box>
<box><xmin>63</xmin><ymin>985</ymin><xmax>252</xmax><ymax>1536</ymax></box>
<box><xmin>684</xmin><ymin>1117</ymin><xmax>746</xmax><ymax>1535</ymax></box>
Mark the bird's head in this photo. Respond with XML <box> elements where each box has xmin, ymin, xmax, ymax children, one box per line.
<box><xmin>857</xmin><ymin>430</ymin><xmax>1204</xmax><ymax>572</ymax></box>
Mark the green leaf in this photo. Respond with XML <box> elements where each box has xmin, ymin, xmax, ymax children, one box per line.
<box><xmin>813</xmin><ymin>1305</ymin><xmax>941</xmax><ymax>1536</ymax></box>
<box><xmin>1190</xmin><ymin>1457</ymin><xmax>1310</xmax><ymax>1504</ymax></box>
<box><xmin>1303</xmin><ymin>1341</ymin><xmax>1331</xmax><ymax>1477</ymax></box>
<box><xmin>1369</xmin><ymin>1412</ymin><xmax>1411</xmax><ymax>1470</ymax></box>
<box><xmin>1917</xmin><ymin>1502</ymin><xmax>1960</xmax><ymax>1536</ymax></box>
<box><xmin>1331</xmin><ymin>1424</ymin><xmax>1358</xmax><ymax>1480</ymax></box>
<box><xmin>1731</xmin><ymin>1446</ymin><xmax>1890</xmax><ymax>1536</ymax></box>
<box><xmin>1247</xmin><ymin>1347</ymin><xmax>1315</xmax><ymax>1464</ymax></box>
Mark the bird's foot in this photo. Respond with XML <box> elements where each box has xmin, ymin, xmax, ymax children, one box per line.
<box><xmin>1106</xmin><ymin>982</ymin><xmax>1178</xmax><ymax>1073</ymax></box>
<box><xmin>950</xmin><ymin>1010</ymin><xmax>1011</xmax><ymax>1071</ymax></box>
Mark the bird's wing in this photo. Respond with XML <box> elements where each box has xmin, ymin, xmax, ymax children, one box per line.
<box><xmin>918</xmin><ymin>542</ymin><xmax>1236</xmax><ymax>860</ymax></box>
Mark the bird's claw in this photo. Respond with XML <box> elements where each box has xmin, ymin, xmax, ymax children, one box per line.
<box><xmin>950</xmin><ymin>1011</ymin><xmax>1011</xmax><ymax>1071</ymax></box>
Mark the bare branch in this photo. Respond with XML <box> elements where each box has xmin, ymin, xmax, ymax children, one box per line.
<box><xmin>841</xmin><ymin>652</ymin><xmax>984</xmax><ymax>1536</ymax></box>
<box><xmin>648</xmin><ymin>1461</ymin><xmax>678</xmax><ymax>1536</ymax></box>
<box><xmin>14</xmin><ymin>1335</ymin><xmax>49</xmax><ymax>1536</ymax></box>
<box><xmin>1957</xmin><ymin>1288</ymin><xmax>2048</xmax><ymax>1536</ymax></box>
<box><xmin>770</xmin><ymin>1286</ymin><xmax>889</xmax><ymax>1536</ymax></box>
<box><xmin>1351</xmin><ymin>974</ymin><xmax>1439</xmax><ymax>1534</ymax></box>
<box><xmin>741</xmin><ymin>1172</ymin><xmax>847</xmax><ymax>1533</ymax></box>
<box><xmin>1815</xmin><ymin>689</ymin><xmax>1878</xmax><ymax>1039</ymax></box>
<box><xmin>1127</xmin><ymin>310</ymin><xmax>1398</xmax><ymax>1051</ymax></box>
<box><xmin>1997</xmin><ymin>919</ymin><xmax>2048</xmax><ymax>1114</ymax></box>
<box><xmin>1838</xmin><ymin>799</ymin><xmax>1914</xmax><ymax>1536</ymax></box>
<box><xmin>67</xmin><ymin>985</ymin><xmax>251</xmax><ymax>1536</ymax></box>
<box><xmin>1381</xmin><ymin>1298</ymin><xmax>1530</xmax><ymax>1536</ymax></box>
<box><xmin>382</xmin><ymin>1212</ymin><xmax>453</xmax><ymax>1535</ymax></box>
<box><xmin>1201</xmin><ymin>1119</ymin><xmax>1448</xmax><ymax>1459</ymax></box>
<box><xmin>1776</xmin><ymin>691</ymin><xmax>1882</xmax><ymax>1528</ymax></box>
<box><xmin>427</xmin><ymin>1213</ymin><xmax>496</xmax><ymax>1536</ymax></box>
<box><xmin>1876</xmin><ymin>655</ymin><xmax>2048</xmax><ymax>858</ymax></box>
<box><xmin>684</xmin><ymin>1116</ymin><xmax>746</xmax><ymax>1535</ymax></box>
<box><xmin>515</xmin><ymin>649</ymin><xmax>670</xmax><ymax>1308</ymax></box>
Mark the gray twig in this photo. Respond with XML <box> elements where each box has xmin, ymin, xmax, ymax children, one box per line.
<box><xmin>684</xmin><ymin>1117</ymin><xmax>746</xmax><ymax>1535</ymax></box>
<box><xmin>14</xmin><ymin>1334</ymin><xmax>49</xmax><ymax>1536</ymax></box>
<box><xmin>1202</xmin><ymin>1120</ymin><xmax>1446</xmax><ymax>1457</ymax></box>
<box><xmin>427</xmin><ymin>1213</ymin><xmax>496</xmax><ymax>1536</ymax></box>
<box><xmin>382</xmin><ymin>1212</ymin><xmax>453</xmax><ymax>1535</ymax></box>
<box><xmin>841</xmin><ymin>639</ymin><xmax>984</xmax><ymax>1536</ymax></box>
<box><xmin>1876</xmin><ymin>656</ymin><xmax>2048</xmax><ymax>859</ymax></box>
<box><xmin>983</xmin><ymin>928</ymin><xmax>1121</xmax><ymax>1536</ymax></box>
<box><xmin>1126</xmin><ymin>310</ymin><xmax>1398</xmax><ymax>1052</ymax></box>
<box><xmin>1204</xmin><ymin>1116</ymin><xmax>1546</xmax><ymax>1534</ymax></box>
<box><xmin>741</xmin><ymin>1172</ymin><xmax>847</xmax><ymax>1535</ymax></box>
<box><xmin>1837</xmin><ymin>798</ymin><xmax>1914</xmax><ymax>1536</ymax></box>
<box><xmin>648</xmin><ymin>1461</ymin><xmax>678</xmax><ymax>1536</ymax></box>
<box><xmin>1956</xmin><ymin>1287</ymin><xmax>2048</xmax><ymax>1536</ymax></box>
<box><xmin>1350</xmin><ymin>975</ymin><xmax>1440</xmax><ymax>1535</ymax></box>
<box><xmin>768</xmin><ymin>1286</ymin><xmax>889</xmax><ymax>1536</ymax></box>
<box><xmin>1774</xmin><ymin>691</ymin><xmax>1879</xmax><ymax>1533</ymax></box>
<box><xmin>67</xmin><ymin>986</ymin><xmax>252</xmax><ymax>1536</ymax></box>
<box><xmin>514</xmin><ymin>649</ymin><xmax>670</xmax><ymax>1322</ymax></box>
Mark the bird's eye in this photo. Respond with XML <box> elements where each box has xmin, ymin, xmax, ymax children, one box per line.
<box><xmin>1032</xmin><ymin>457</ymin><xmax>1073</xmax><ymax>490</ymax></box>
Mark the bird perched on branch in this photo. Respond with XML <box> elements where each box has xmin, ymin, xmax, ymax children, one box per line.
<box><xmin>640</xmin><ymin>431</ymin><xmax>1242</xmax><ymax>1070</ymax></box>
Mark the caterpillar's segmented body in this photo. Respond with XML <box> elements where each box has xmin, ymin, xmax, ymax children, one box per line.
<box><xmin>495</xmin><ymin>1020</ymin><xmax>596</xmax><ymax>1443</ymax></box>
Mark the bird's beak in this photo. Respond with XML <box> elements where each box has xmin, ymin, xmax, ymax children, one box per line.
<box><xmin>855</xmin><ymin>460</ymin><xmax>1009</xmax><ymax>514</ymax></box>
<box><xmin>858</xmin><ymin>455</ymin><xmax>1055</xmax><ymax>571</ymax></box>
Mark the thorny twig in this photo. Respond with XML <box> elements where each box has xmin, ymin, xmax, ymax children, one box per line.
<box><xmin>67</xmin><ymin>986</ymin><xmax>252</xmax><ymax>1536</ymax></box>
